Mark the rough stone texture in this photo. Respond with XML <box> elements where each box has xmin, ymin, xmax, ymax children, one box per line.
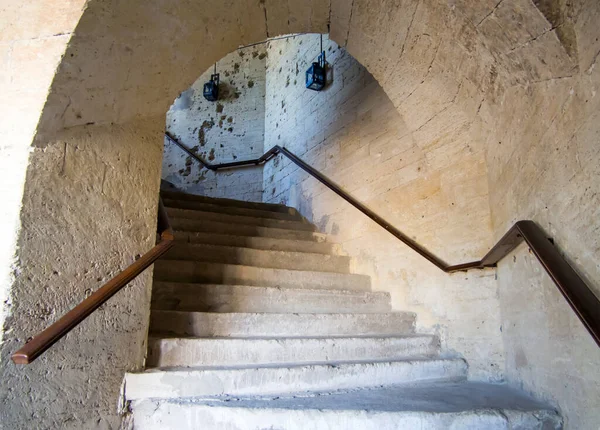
<box><xmin>262</xmin><ymin>34</ymin><xmax>505</xmax><ymax>382</ymax></box>
<box><xmin>125</xmin><ymin>358</ymin><xmax>468</xmax><ymax>400</ymax></box>
<box><xmin>150</xmin><ymin>283</ymin><xmax>390</xmax><ymax>313</ymax></box>
<box><xmin>32</xmin><ymin>0</ymin><xmax>329</xmax><ymax>141</ymax></box>
<box><xmin>3</xmin><ymin>0</ymin><xmax>599</xmax><ymax>427</ymax></box>
<box><xmin>163</xmin><ymin>47</ymin><xmax>267</xmax><ymax>201</ymax></box>
<box><xmin>0</xmin><ymin>0</ymin><xmax>85</xmax><ymax>343</ymax></box>
<box><xmin>456</xmin><ymin>1</ymin><xmax>600</xmax><ymax>428</ymax></box>
<box><xmin>150</xmin><ymin>311</ymin><xmax>416</xmax><ymax>338</ymax></box>
<box><xmin>129</xmin><ymin>382</ymin><xmax>562</xmax><ymax>430</ymax></box>
<box><xmin>0</xmin><ymin>119</ymin><xmax>164</xmax><ymax>428</ymax></box>
<box><xmin>146</xmin><ymin>335</ymin><xmax>440</xmax><ymax>368</ymax></box>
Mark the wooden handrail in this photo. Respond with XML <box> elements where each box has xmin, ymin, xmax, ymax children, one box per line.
<box><xmin>167</xmin><ymin>133</ymin><xmax>600</xmax><ymax>348</ymax></box>
<box><xmin>11</xmin><ymin>199</ymin><xmax>174</xmax><ymax>365</ymax></box>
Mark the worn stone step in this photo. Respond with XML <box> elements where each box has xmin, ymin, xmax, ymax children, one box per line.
<box><xmin>163</xmin><ymin>198</ymin><xmax>304</xmax><ymax>222</ymax></box>
<box><xmin>163</xmin><ymin>243</ymin><xmax>351</xmax><ymax>273</ymax></box>
<box><xmin>125</xmin><ymin>358</ymin><xmax>468</xmax><ymax>400</ymax></box>
<box><xmin>174</xmin><ymin>231</ymin><xmax>341</xmax><ymax>255</ymax></box>
<box><xmin>167</xmin><ymin>208</ymin><xmax>315</xmax><ymax>232</ymax></box>
<box><xmin>153</xmin><ymin>261</ymin><xmax>371</xmax><ymax>291</ymax></box>
<box><xmin>130</xmin><ymin>382</ymin><xmax>562</xmax><ymax>430</ymax></box>
<box><xmin>151</xmin><ymin>283</ymin><xmax>391</xmax><ymax>314</ymax></box>
<box><xmin>161</xmin><ymin>190</ymin><xmax>295</xmax><ymax>214</ymax></box>
<box><xmin>149</xmin><ymin>311</ymin><xmax>415</xmax><ymax>337</ymax></box>
<box><xmin>146</xmin><ymin>335</ymin><xmax>440</xmax><ymax>368</ymax></box>
<box><xmin>170</xmin><ymin>218</ymin><xmax>326</xmax><ymax>241</ymax></box>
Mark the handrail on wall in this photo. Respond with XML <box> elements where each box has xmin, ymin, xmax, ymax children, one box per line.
<box><xmin>165</xmin><ymin>132</ymin><xmax>600</xmax><ymax>348</ymax></box>
<box><xmin>11</xmin><ymin>199</ymin><xmax>175</xmax><ymax>364</ymax></box>
<box><xmin>12</xmin><ymin>132</ymin><xmax>600</xmax><ymax>365</ymax></box>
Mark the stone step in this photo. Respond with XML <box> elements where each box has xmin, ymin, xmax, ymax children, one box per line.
<box><xmin>163</xmin><ymin>198</ymin><xmax>304</xmax><ymax>222</ymax></box>
<box><xmin>146</xmin><ymin>335</ymin><xmax>440</xmax><ymax>368</ymax></box>
<box><xmin>153</xmin><ymin>261</ymin><xmax>371</xmax><ymax>292</ymax></box>
<box><xmin>149</xmin><ymin>311</ymin><xmax>416</xmax><ymax>337</ymax></box>
<box><xmin>130</xmin><ymin>382</ymin><xmax>562</xmax><ymax>430</ymax></box>
<box><xmin>125</xmin><ymin>358</ymin><xmax>468</xmax><ymax>400</ymax></box>
<box><xmin>174</xmin><ymin>231</ymin><xmax>341</xmax><ymax>255</ymax></box>
<box><xmin>161</xmin><ymin>190</ymin><xmax>294</xmax><ymax>214</ymax></box>
<box><xmin>167</xmin><ymin>207</ymin><xmax>316</xmax><ymax>232</ymax></box>
<box><xmin>163</xmin><ymin>243</ymin><xmax>351</xmax><ymax>273</ymax></box>
<box><xmin>170</xmin><ymin>218</ymin><xmax>326</xmax><ymax>241</ymax></box>
<box><xmin>150</xmin><ymin>283</ymin><xmax>391</xmax><ymax>314</ymax></box>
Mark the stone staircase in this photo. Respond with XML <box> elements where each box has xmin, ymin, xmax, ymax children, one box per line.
<box><xmin>124</xmin><ymin>190</ymin><xmax>562</xmax><ymax>429</ymax></box>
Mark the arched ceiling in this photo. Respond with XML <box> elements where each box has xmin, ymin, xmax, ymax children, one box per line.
<box><xmin>33</xmin><ymin>0</ymin><xmax>577</xmax><ymax>145</ymax></box>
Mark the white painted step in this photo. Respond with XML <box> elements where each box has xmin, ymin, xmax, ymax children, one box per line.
<box><xmin>163</xmin><ymin>244</ymin><xmax>351</xmax><ymax>273</ymax></box>
<box><xmin>153</xmin><ymin>261</ymin><xmax>371</xmax><ymax>292</ymax></box>
<box><xmin>167</xmin><ymin>208</ymin><xmax>315</xmax><ymax>232</ymax></box>
<box><xmin>130</xmin><ymin>382</ymin><xmax>562</xmax><ymax>429</ymax></box>
<box><xmin>163</xmin><ymin>198</ymin><xmax>304</xmax><ymax>222</ymax></box>
<box><xmin>146</xmin><ymin>335</ymin><xmax>440</xmax><ymax>368</ymax></box>
<box><xmin>174</xmin><ymin>230</ymin><xmax>341</xmax><ymax>255</ymax></box>
<box><xmin>170</xmin><ymin>218</ymin><xmax>326</xmax><ymax>241</ymax></box>
<box><xmin>125</xmin><ymin>358</ymin><xmax>468</xmax><ymax>400</ymax></box>
<box><xmin>150</xmin><ymin>283</ymin><xmax>391</xmax><ymax>313</ymax></box>
<box><xmin>150</xmin><ymin>311</ymin><xmax>416</xmax><ymax>337</ymax></box>
<box><xmin>161</xmin><ymin>190</ymin><xmax>296</xmax><ymax>214</ymax></box>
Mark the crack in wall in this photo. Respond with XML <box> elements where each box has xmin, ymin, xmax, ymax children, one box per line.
<box><xmin>344</xmin><ymin>0</ymin><xmax>356</xmax><ymax>48</ymax></box>
<box><xmin>382</xmin><ymin>0</ymin><xmax>421</xmax><ymax>87</ymax></box>
<box><xmin>260</xmin><ymin>0</ymin><xmax>270</xmax><ymax>38</ymax></box>
<box><xmin>476</xmin><ymin>0</ymin><xmax>505</xmax><ymax>27</ymax></box>
<box><xmin>505</xmin><ymin>25</ymin><xmax>560</xmax><ymax>54</ymax></box>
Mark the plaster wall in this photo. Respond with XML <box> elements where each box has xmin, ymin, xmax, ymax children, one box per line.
<box><xmin>3</xmin><ymin>0</ymin><xmax>598</xmax><ymax>427</ymax></box>
<box><xmin>163</xmin><ymin>46</ymin><xmax>267</xmax><ymax>201</ymax></box>
<box><xmin>0</xmin><ymin>119</ymin><xmax>164</xmax><ymax>429</ymax></box>
<box><xmin>475</xmin><ymin>1</ymin><xmax>600</xmax><ymax>427</ymax></box>
<box><xmin>331</xmin><ymin>1</ymin><xmax>600</xmax><ymax>427</ymax></box>
<box><xmin>0</xmin><ymin>0</ymin><xmax>85</xmax><ymax>342</ymax></box>
<box><xmin>263</xmin><ymin>34</ymin><xmax>504</xmax><ymax>381</ymax></box>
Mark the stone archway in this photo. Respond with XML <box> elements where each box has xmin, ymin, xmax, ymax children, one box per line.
<box><xmin>1</xmin><ymin>0</ymin><xmax>598</xmax><ymax>428</ymax></box>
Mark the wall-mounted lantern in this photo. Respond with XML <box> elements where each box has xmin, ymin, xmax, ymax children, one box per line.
<box><xmin>203</xmin><ymin>64</ymin><xmax>220</xmax><ymax>102</ymax></box>
<box><xmin>306</xmin><ymin>51</ymin><xmax>326</xmax><ymax>92</ymax></box>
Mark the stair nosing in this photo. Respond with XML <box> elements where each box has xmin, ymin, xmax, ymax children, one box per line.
<box><xmin>160</xmin><ymin>190</ymin><xmax>295</xmax><ymax>213</ymax></box>
<box><xmin>151</xmin><ymin>282</ymin><xmax>387</xmax><ymax>297</ymax></box>
<box><xmin>170</xmin><ymin>218</ymin><xmax>327</xmax><ymax>239</ymax></box>
<box><xmin>173</xmin><ymin>230</ymin><xmax>339</xmax><ymax>253</ymax></box>
<box><xmin>166</xmin><ymin>242</ymin><xmax>348</xmax><ymax>259</ymax></box>
<box><xmin>149</xmin><ymin>310</ymin><xmax>417</xmax><ymax>318</ymax></box>
<box><xmin>155</xmin><ymin>259</ymin><xmax>367</xmax><ymax>277</ymax></box>
<box><xmin>168</xmin><ymin>208</ymin><xmax>315</xmax><ymax>232</ymax></box>
<box><xmin>163</xmin><ymin>198</ymin><xmax>303</xmax><ymax>221</ymax></box>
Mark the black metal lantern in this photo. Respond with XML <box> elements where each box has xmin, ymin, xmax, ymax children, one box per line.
<box><xmin>306</xmin><ymin>51</ymin><xmax>326</xmax><ymax>91</ymax></box>
<box><xmin>203</xmin><ymin>64</ymin><xmax>220</xmax><ymax>102</ymax></box>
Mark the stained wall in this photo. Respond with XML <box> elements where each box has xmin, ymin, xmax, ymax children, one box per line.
<box><xmin>163</xmin><ymin>46</ymin><xmax>267</xmax><ymax>201</ymax></box>
<box><xmin>1</xmin><ymin>0</ymin><xmax>598</xmax><ymax>428</ymax></box>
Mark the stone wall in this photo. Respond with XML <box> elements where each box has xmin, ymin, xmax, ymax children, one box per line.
<box><xmin>475</xmin><ymin>1</ymin><xmax>600</xmax><ymax>427</ymax></box>
<box><xmin>0</xmin><ymin>119</ymin><xmax>164</xmax><ymax>428</ymax></box>
<box><xmin>263</xmin><ymin>34</ymin><xmax>505</xmax><ymax>382</ymax></box>
<box><xmin>0</xmin><ymin>0</ymin><xmax>85</xmax><ymax>344</ymax></box>
<box><xmin>2</xmin><ymin>0</ymin><xmax>598</xmax><ymax>427</ymax></box>
<box><xmin>163</xmin><ymin>46</ymin><xmax>267</xmax><ymax>201</ymax></box>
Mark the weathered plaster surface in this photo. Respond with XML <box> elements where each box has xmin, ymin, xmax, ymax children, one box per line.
<box><xmin>163</xmin><ymin>46</ymin><xmax>267</xmax><ymax>201</ymax></box>
<box><xmin>32</xmin><ymin>0</ymin><xmax>329</xmax><ymax>142</ymax></box>
<box><xmin>262</xmin><ymin>34</ymin><xmax>504</xmax><ymax>382</ymax></box>
<box><xmin>475</xmin><ymin>0</ymin><xmax>600</xmax><ymax>427</ymax></box>
<box><xmin>0</xmin><ymin>119</ymin><xmax>164</xmax><ymax>428</ymax></box>
<box><xmin>2</xmin><ymin>0</ymin><xmax>598</xmax><ymax>427</ymax></box>
<box><xmin>0</xmin><ymin>0</ymin><xmax>85</xmax><ymax>345</ymax></box>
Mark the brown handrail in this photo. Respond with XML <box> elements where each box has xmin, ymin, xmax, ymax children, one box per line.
<box><xmin>167</xmin><ymin>133</ymin><xmax>600</xmax><ymax>348</ymax></box>
<box><xmin>11</xmin><ymin>199</ymin><xmax>175</xmax><ymax>364</ymax></box>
